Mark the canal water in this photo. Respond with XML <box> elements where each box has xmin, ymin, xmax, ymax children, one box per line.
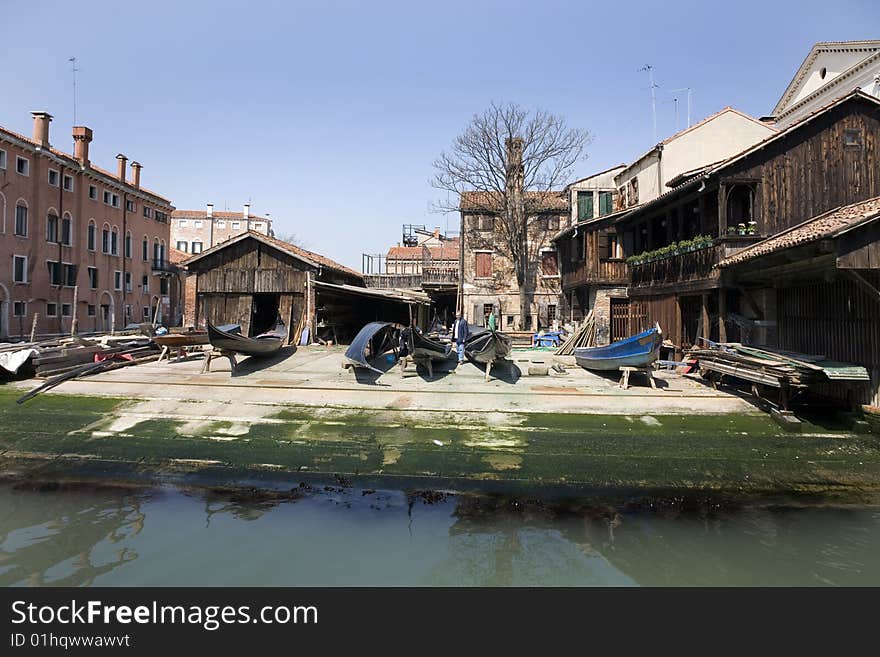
<box><xmin>1</xmin><ymin>483</ymin><xmax>879</xmax><ymax>586</ymax></box>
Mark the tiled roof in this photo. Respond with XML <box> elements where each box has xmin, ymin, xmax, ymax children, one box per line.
<box><xmin>0</xmin><ymin>125</ymin><xmax>172</xmax><ymax>204</ymax></box>
<box><xmin>460</xmin><ymin>190</ymin><xmax>568</xmax><ymax>213</ymax></box>
<box><xmin>718</xmin><ymin>196</ymin><xmax>880</xmax><ymax>267</ymax></box>
<box><xmin>168</xmin><ymin>247</ymin><xmax>189</xmax><ymax>264</ymax></box>
<box><xmin>171</xmin><ymin>210</ymin><xmax>271</xmax><ymax>221</ymax></box>
<box><xmin>386</xmin><ymin>242</ymin><xmax>459</xmax><ymax>261</ymax></box>
<box><xmin>184</xmin><ymin>230</ymin><xmax>362</xmax><ymax>281</ymax></box>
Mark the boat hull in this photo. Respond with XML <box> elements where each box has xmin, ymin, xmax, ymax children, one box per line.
<box><xmin>464</xmin><ymin>330</ymin><xmax>512</xmax><ymax>364</ymax></box>
<box><xmin>207</xmin><ymin>323</ymin><xmax>284</xmax><ymax>357</ymax></box>
<box><xmin>152</xmin><ymin>333</ymin><xmax>209</xmax><ymax>348</ymax></box>
<box><xmin>405</xmin><ymin>328</ymin><xmax>452</xmax><ymax>361</ymax></box>
<box><xmin>574</xmin><ymin>325</ymin><xmax>662</xmax><ymax>371</ymax></box>
<box><xmin>344</xmin><ymin>322</ymin><xmax>398</xmax><ymax>373</ymax></box>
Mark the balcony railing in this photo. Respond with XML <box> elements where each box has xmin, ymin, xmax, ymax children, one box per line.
<box><xmin>562</xmin><ymin>258</ymin><xmax>629</xmax><ymax>289</ymax></box>
<box><xmin>363</xmin><ymin>273</ymin><xmax>423</xmax><ymax>289</ymax></box>
<box><xmin>421</xmin><ymin>266</ymin><xmax>459</xmax><ymax>285</ymax></box>
<box><xmin>151</xmin><ymin>259</ymin><xmax>176</xmax><ymax>274</ymax></box>
<box><xmin>630</xmin><ymin>243</ymin><xmax>723</xmax><ymax>288</ymax></box>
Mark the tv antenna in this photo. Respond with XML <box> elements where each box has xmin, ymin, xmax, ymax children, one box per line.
<box><xmin>68</xmin><ymin>57</ymin><xmax>79</xmax><ymax>127</ymax></box>
<box><xmin>638</xmin><ymin>65</ymin><xmax>659</xmax><ymax>142</ymax></box>
<box><xmin>670</xmin><ymin>88</ymin><xmax>693</xmax><ymax>130</ymax></box>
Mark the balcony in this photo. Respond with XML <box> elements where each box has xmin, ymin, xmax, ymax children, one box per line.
<box><xmin>562</xmin><ymin>258</ymin><xmax>629</xmax><ymax>290</ymax></box>
<box><xmin>151</xmin><ymin>259</ymin><xmax>177</xmax><ymax>275</ymax></box>
<box><xmin>363</xmin><ymin>267</ymin><xmax>459</xmax><ymax>290</ymax></box>
<box><xmin>421</xmin><ymin>266</ymin><xmax>459</xmax><ymax>287</ymax></box>
<box><xmin>629</xmin><ymin>242</ymin><xmax>723</xmax><ymax>289</ymax></box>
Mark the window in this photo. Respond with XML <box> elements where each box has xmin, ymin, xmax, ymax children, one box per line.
<box><xmin>124</xmin><ymin>304</ymin><xmax>132</xmax><ymax>321</ymax></box>
<box><xmin>15</xmin><ymin>205</ymin><xmax>28</xmax><ymax>236</ymax></box>
<box><xmin>572</xmin><ymin>234</ymin><xmax>585</xmax><ymax>262</ymax></box>
<box><xmin>89</xmin><ymin>185</ymin><xmax>98</xmax><ymax>200</ymax></box>
<box><xmin>61</xmin><ymin>215</ymin><xmax>71</xmax><ymax>245</ymax></box>
<box><xmin>160</xmin><ymin>278</ymin><xmax>169</xmax><ymax>295</ymax></box>
<box><xmin>114</xmin><ymin>271</ymin><xmax>122</xmax><ymax>291</ymax></box>
<box><xmin>541</xmin><ymin>250</ymin><xmax>559</xmax><ymax>276</ymax></box>
<box><xmin>142</xmin><ymin>275</ymin><xmax>149</xmax><ymax>293</ymax></box>
<box><xmin>194</xmin><ymin>220</ymin><xmax>203</xmax><ymax>228</ymax></box>
<box><xmin>547</xmin><ymin>304</ymin><xmax>557</xmax><ymax>323</ymax></box>
<box><xmin>231</xmin><ymin>221</ymin><xmax>240</xmax><ymax>229</ymax></box>
<box><xmin>111</xmin><ymin>228</ymin><xmax>119</xmax><ymax>255</ymax></box>
<box><xmin>178</xmin><ymin>219</ymin><xmax>188</xmax><ymax>227</ymax></box>
<box><xmin>63</xmin><ymin>174</ymin><xmax>74</xmax><ymax>192</ymax></box>
<box><xmin>254</xmin><ymin>222</ymin><xmax>263</xmax><ymax>231</ymax></box>
<box><xmin>103</xmin><ymin>190</ymin><xmax>112</xmax><ymax>204</ymax></box>
<box><xmin>46</xmin><ymin>213</ymin><xmax>59</xmax><ymax>243</ymax></box>
<box><xmin>126</xmin><ymin>200</ymin><xmax>135</xmax><ymax>212</ymax></box>
<box><xmin>599</xmin><ymin>191</ymin><xmax>614</xmax><ymax>216</ymax></box>
<box><xmin>61</xmin><ymin>303</ymin><xmax>72</xmax><ymax>317</ymax></box>
<box><xmin>47</xmin><ymin>260</ymin><xmax>63</xmax><ymax>286</ymax></box>
<box><xmin>88</xmin><ymin>222</ymin><xmax>96</xmax><ymax>250</ymax></box>
<box><xmin>844</xmin><ymin>129</ymin><xmax>863</xmax><ymax>149</ymax></box>
<box><xmin>143</xmin><ymin>306</ymin><xmax>150</xmax><ymax>320</ymax></box>
<box><xmin>191</xmin><ymin>241</ymin><xmax>203</xmax><ymax>254</ymax></box>
<box><xmin>102</xmin><ymin>227</ymin><xmax>110</xmax><ymax>253</ymax></box>
<box><xmin>112</xmin><ymin>194</ymin><xmax>120</xmax><ymax>208</ymax></box>
<box><xmin>88</xmin><ymin>267</ymin><xmax>98</xmax><ymax>289</ymax></box>
<box><xmin>475</xmin><ymin>252</ymin><xmax>492</xmax><ymax>278</ymax></box>
<box><xmin>155</xmin><ymin>211</ymin><xmax>167</xmax><ymax>222</ymax></box>
<box><xmin>217</xmin><ymin>220</ymin><xmax>226</xmax><ymax>228</ymax></box>
<box><xmin>125</xmin><ymin>272</ymin><xmax>132</xmax><ymax>292</ymax></box>
<box><xmin>538</xmin><ymin>215</ymin><xmax>560</xmax><ymax>231</ymax></box>
<box><xmin>143</xmin><ymin>206</ymin><xmax>152</xmax><ymax>218</ymax></box>
<box><xmin>125</xmin><ymin>232</ymin><xmax>132</xmax><ymax>258</ymax></box>
<box><xmin>13</xmin><ymin>255</ymin><xmax>27</xmax><ymax>283</ymax></box>
<box><xmin>48</xmin><ymin>169</ymin><xmax>60</xmax><ymax>186</ymax></box>
<box><xmin>16</xmin><ymin>156</ymin><xmax>29</xmax><ymax>176</ymax></box>
<box><xmin>142</xmin><ymin>238</ymin><xmax>149</xmax><ymax>261</ymax></box>
<box><xmin>0</xmin><ymin>149</ymin><xmax>6</xmax><ymax>169</ymax></box>
<box><xmin>46</xmin><ymin>302</ymin><xmax>58</xmax><ymax>317</ymax></box>
<box><xmin>63</xmin><ymin>263</ymin><xmax>77</xmax><ymax>287</ymax></box>
<box><xmin>577</xmin><ymin>191</ymin><xmax>594</xmax><ymax>221</ymax></box>
<box><xmin>176</xmin><ymin>241</ymin><xmax>188</xmax><ymax>252</ymax></box>
<box><xmin>482</xmin><ymin>304</ymin><xmax>494</xmax><ymax>325</ymax></box>
<box><xmin>87</xmin><ymin>304</ymin><xmax>96</xmax><ymax>317</ymax></box>
<box><xmin>13</xmin><ymin>301</ymin><xmax>26</xmax><ymax>317</ymax></box>
<box><xmin>472</xmin><ymin>215</ymin><xmax>493</xmax><ymax>231</ymax></box>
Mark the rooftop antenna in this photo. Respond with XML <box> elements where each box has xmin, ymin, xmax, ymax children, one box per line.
<box><xmin>68</xmin><ymin>56</ymin><xmax>79</xmax><ymax>127</ymax></box>
<box><xmin>670</xmin><ymin>87</ymin><xmax>692</xmax><ymax>128</ymax></box>
<box><xmin>638</xmin><ymin>65</ymin><xmax>659</xmax><ymax>142</ymax></box>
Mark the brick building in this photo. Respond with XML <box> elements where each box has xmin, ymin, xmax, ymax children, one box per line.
<box><xmin>1</xmin><ymin>111</ymin><xmax>177</xmax><ymax>338</ymax></box>
<box><xmin>171</xmin><ymin>203</ymin><xmax>273</xmax><ymax>255</ymax></box>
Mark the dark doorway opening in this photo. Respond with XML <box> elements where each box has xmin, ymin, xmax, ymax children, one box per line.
<box><xmin>251</xmin><ymin>293</ymin><xmax>280</xmax><ymax>336</ymax></box>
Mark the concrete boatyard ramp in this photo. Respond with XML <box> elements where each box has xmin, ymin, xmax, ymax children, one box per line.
<box><xmin>2</xmin><ymin>346</ymin><xmax>879</xmax><ymax>500</ymax></box>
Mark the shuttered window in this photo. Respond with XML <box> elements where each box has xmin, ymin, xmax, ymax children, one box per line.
<box><xmin>599</xmin><ymin>191</ymin><xmax>614</xmax><ymax>216</ymax></box>
<box><xmin>577</xmin><ymin>191</ymin><xmax>594</xmax><ymax>220</ymax></box>
<box><xmin>541</xmin><ymin>251</ymin><xmax>558</xmax><ymax>276</ymax></box>
<box><xmin>475</xmin><ymin>252</ymin><xmax>492</xmax><ymax>278</ymax></box>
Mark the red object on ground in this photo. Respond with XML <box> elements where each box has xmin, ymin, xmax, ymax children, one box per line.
<box><xmin>94</xmin><ymin>352</ymin><xmax>135</xmax><ymax>363</ymax></box>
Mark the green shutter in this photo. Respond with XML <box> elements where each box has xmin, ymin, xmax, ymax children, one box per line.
<box><xmin>599</xmin><ymin>191</ymin><xmax>613</xmax><ymax>216</ymax></box>
<box><xmin>577</xmin><ymin>191</ymin><xmax>594</xmax><ymax>221</ymax></box>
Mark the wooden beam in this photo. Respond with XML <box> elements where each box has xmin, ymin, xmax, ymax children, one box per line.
<box><xmin>718</xmin><ymin>288</ymin><xmax>727</xmax><ymax>342</ymax></box>
<box><xmin>701</xmin><ymin>293</ymin><xmax>710</xmax><ymax>343</ymax></box>
<box><xmin>844</xmin><ymin>270</ymin><xmax>880</xmax><ymax>303</ymax></box>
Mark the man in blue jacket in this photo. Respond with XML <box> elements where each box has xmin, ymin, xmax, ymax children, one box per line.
<box><xmin>451</xmin><ymin>310</ymin><xmax>470</xmax><ymax>368</ymax></box>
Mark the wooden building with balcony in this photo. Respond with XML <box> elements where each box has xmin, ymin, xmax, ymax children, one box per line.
<box><xmin>611</xmin><ymin>89</ymin><xmax>880</xmax><ymax>360</ymax></box>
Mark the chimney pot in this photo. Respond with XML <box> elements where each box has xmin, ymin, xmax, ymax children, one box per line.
<box><xmin>130</xmin><ymin>161</ymin><xmax>142</xmax><ymax>189</ymax></box>
<box><xmin>72</xmin><ymin>126</ymin><xmax>93</xmax><ymax>166</ymax></box>
<box><xmin>206</xmin><ymin>203</ymin><xmax>214</xmax><ymax>218</ymax></box>
<box><xmin>31</xmin><ymin>111</ymin><xmax>53</xmax><ymax>148</ymax></box>
<box><xmin>116</xmin><ymin>154</ymin><xmax>127</xmax><ymax>182</ymax></box>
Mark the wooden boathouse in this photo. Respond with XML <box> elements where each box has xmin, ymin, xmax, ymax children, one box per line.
<box><xmin>183</xmin><ymin>231</ymin><xmax>430</xmax><ymax>344</ymax></box>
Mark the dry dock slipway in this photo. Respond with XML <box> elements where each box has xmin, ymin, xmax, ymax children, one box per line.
<box><xmin>2</xmin><ymin>345</ymin><xmax>879</xmax><ymax>503</ymax></box>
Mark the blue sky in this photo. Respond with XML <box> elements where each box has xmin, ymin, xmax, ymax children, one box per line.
<box><xmin>2</xmin><ymin>0</ymin><xmax>879</xmax><ymax>268</ymax></box>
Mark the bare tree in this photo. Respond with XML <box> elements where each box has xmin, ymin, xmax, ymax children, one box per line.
<box><xmin>275</xmin><ymin>231</ymin><xmax>306</xmax><ymax>248</ymax></box>
<box><xmin>432</xmin><ymin>102</ymin><xmax>591</xmax><ymax>328</ymax></box>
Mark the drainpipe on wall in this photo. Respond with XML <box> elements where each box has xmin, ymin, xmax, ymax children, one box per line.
<box><xmin>57</xmin><ymin>163</ymin><xmax>64</xmax><ymax>336</ymax></box>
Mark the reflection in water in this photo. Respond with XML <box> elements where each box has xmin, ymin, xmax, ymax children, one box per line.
<box><xmin>0</xmin><ymin>483</ymin><xmax>878</xmax><ymax>586</ymax></box>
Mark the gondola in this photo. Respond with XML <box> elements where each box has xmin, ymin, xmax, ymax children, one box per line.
<box><xmin>343</xmin><ymin>322</ymin><xmax>399</xmax><ymax>373</ymax></box>
<box><xmin>463</xmin><ymin>329</ymin><xmax>512</xmax><ymax>381</ymax></box>
<box><xmin>573</xmin><ymin>324</ymin><xmax>662</xmax><ymax>371</ymax></box>
<box><xmin>207</xmin><ymin>322</ymin><xmax>285</xmax><ymax>357</ymax></box>
<box><xmin>402</xmin><ymin>327</ymin><xmax>452</xmax><ymax>361</ymax></box>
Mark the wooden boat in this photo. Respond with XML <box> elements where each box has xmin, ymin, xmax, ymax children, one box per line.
<box><xmin>343</xmin><ymin>322</ymin><xmax>399</xmax><ymax>373</ymax></box>
<box><xmin>574</xmin><ymin>324</ymin><xmax>662</xmax><ymax>371</ymax></box>
<box><xmin>402</xmin><ymin>327</ymin><xmax>452</xmax><ymax>361</ymax></box>
<box><xmin>152</xmin><ymin>331</ymin><xmax>210</xmax><ymax>349</ymax></box>
<box><xmin>207</xmin><ymin>322</ymin><xmax>285</xmax><ymax>357</ymax></box>
<box><xmin>463</xmin><ymin>330</ymin><xmax>512</xmax><ymax>364</ymax></box>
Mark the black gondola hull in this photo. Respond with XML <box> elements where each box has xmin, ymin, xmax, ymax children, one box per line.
<box><xmin>207</xmin><ymin>323</ymin><xmax>284</xmax><ymax>357</ymax></box>
<box><xmin>463</xmin><ymin>330</ymin><xmax>512</xmax><ymax>364</ymax></box>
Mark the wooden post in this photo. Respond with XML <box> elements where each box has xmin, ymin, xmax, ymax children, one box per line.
<box><xmin>29</xmin><ymin>313</ymin><xmax>40</xmax><ymax>342</ymax></box>
<box><xmin>674</xmin><ymin>295</ymin><xmax>683</xmax><ymax>357</ymax></box>
<box><xmin>701</xmin><ymin>293</ymin><xmax>710</xmax><ymax>343</ymax></box>
<box><xmin>70</xmin><ymin>285</ymin><xmax>79</xmax><ymax>336</ymax></box>
<box><xmin>718</xmin><ymin>288</ymin><xmax>727</xmax><ymax>343</ymax></box>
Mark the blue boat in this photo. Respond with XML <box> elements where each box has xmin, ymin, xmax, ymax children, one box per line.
<box><xmin>574</xmin><ymin>324</ymin><xmax>663</xmax><ymax>371</ymax></box>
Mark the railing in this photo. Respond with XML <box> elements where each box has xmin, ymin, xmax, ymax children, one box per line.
<box><xmin>421</xmin><ymin>266</ymin><xmax>459</xmax><ymax>285</ymax></box>
<box><xmin>596</xmin><ymin>258</ymin><xmax>629</xmax><ymax>283</ymax></box>
<box><xmin>562</xmin><ymin>258</ymin><xmax>629</xmax><ymax>288</ymax></box>
<box><xmin>363</xmin><ymin>273</ymin><xmax>423</xmax><ymax>289</ymax></box>
<box><xmin>630</xmin><ymin>243</ymin><xmax>723</xmax><ymax>288</ymax></box>
<box><xmin>151</xmin><ymin>259</ymin><xmax>176</xmax><ymax>274</ymax></box>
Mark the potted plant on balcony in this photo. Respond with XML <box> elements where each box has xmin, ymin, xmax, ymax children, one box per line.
<box><xmin>737</xmin><ymin>223</ymin><xmax>747</xmax><ymax>236</ymax></box>
<box><xmin>747</xmin><ymin>221</ymin><xmax>757</xmax><ymax>235</ymax></box>
<box><xmin>727</xmin><ymin>226</ymin><xmax>737</xmax><ymax>236</ymax></box>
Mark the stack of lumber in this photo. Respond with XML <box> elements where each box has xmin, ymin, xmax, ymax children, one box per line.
<box><xmin>1</xmin><ymin>333</ymin><xmax>158</xmax><ymax>378</ymax></box>
<box><xmin>555</xmin><ymin>311</ymin><xmax>596</xmax><ymax>356</ymax></box>
<box><xmin>685</xmin><ymin>341</ymin><xmax>867</xmax><ymax>388</ymax></box>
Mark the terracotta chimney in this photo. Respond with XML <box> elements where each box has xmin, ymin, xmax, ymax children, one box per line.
<box><xmin>31</xmin><ymin>111</ymin><xmax>53</xmax><ymax>148</ymax></box>
<box><xmin>206</xmin><ymin>203</ymin><xmax>214</xmax><ymax>218</ymax></box>
<box><xmin>243</xmin><ymin>203</ymin><xmax>250</xmax><ymax>220</ymax></box>
<box><xmin>116</xmin><ymin>154</ymin><xmax>127</xmax><ymax>182</ymax></box>
<box><xmin>130</xmin><ymin>161</ymin><xmax>142</xmax><ymax>189</ymax></box>
<box><xmin>72</xmin><ymin>126</ymin><xmax>93</xmax><ymax>166</ymax></box>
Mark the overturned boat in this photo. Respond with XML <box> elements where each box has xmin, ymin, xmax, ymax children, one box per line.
<box><xmin>574</xmin><ymin>324</ymin><xmax>662</xmax><ymax>371</ymax></box>
<box><xmin>463</xmin><ymin>330</ymin><xmax>512</xmax><ymax>381</ymax></box>
<box><xmin>402</xmin><ymin>327</ymin><xmax>452</xmax><ymax>362</ymax></box>
<box><xmin>207</xmin><ymin>322</ymin><xmax>285</xmax><ymax>357</ymax></box>
<box><xmin>344</xmin><ymin>322</ymin><xmax>400</xmax><ymax>373</ymax></box>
